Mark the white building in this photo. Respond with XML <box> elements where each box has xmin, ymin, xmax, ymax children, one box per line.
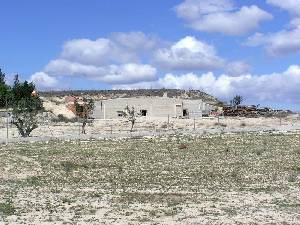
<box><xmin>92</xmin><ymin>96</ymin><xmax>213</xmax><ymax>119</ymax></box>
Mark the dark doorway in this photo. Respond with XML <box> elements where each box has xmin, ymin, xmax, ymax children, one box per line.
<box><xmin>183</xmin><ymin>109</ymin><xmax>188</xmax><ymax>117</ymax></box>
<box><xmin>141</xmin><ymin>110</ymin><xmax>147</xmax><ymax>116</ymax></box>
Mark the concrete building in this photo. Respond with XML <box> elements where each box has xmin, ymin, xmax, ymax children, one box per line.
<box><xmin>92</xmin><ymin>96</ymin><xmax>213</xmax><ymax>119</ymax></box>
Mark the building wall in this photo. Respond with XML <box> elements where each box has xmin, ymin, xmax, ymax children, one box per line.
<box><xmin>92</xmin><ymin>97</ymin><xmax>210</xmax><ymax>119</ymax></box>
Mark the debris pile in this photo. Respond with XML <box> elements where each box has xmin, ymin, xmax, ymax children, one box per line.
<box><xmin>222</xmin><ymin>105</ymin><xmax>292</xmax><ymax>117</ymax></box>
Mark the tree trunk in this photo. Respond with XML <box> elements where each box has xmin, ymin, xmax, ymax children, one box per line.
<box><xmin>12</xmin><ymin>119</ymin><xmax>26</xmax><ymax>137</ymax></box>
<box><xmin>25</xmin><ymin>124</ymin><xmax>38</xmax><ymax>137</ymax></box>
<box><xmin>82</xmin><ymin>118</ymin><xmax>87</xmax><ymax>134</ymax></box>
<box><xmin>12</xmin><ymin>118</ymin><xmax>37</xmax><ymax>137</ymax></box>
<box><xmin>130</xmin><ymin>120</ymin><xmax>134</xmax><ymax>132</ymax></box>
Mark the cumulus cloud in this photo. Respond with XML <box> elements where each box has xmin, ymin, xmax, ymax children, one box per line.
<box><xmin>30</xmin><ymin>72</ymin><xmax>58</xmax><ymax>89</ymax></box>
<box><xmin>33</xmin><ymin>32</ymin><xmax>161</xmax><ymax>86</ymax></box>
<box><xmin>154</xmin><ymin>36</ymin><xmax>224</xmax><ymax>70</ymax></box>
<box><xmin>267</xmin><ymin>0</ymin><xmax>300</xmax><ymax>16</ymax></box>
<box><xmin>60</xmin><ymin>32</ymin><xmax>161</xmax><ymax>66</ymax></box>
<box><xmin>175</xmin><ymin>0</ymin><xmax>272</xmax><ymax>35</ymax></box>
<box><xmin>247</xmin><ymin>1</ymin><xmax>300</xmax><ymax>56</ymax></box>
<box><xmin>110</xmin><ymin>31</ymin><xmax>161</xmax><ymax>52</ymax></box>
<box><xmin>114</xmin><ymin>65</ymin><xmax>300</xmax><ymax>104</ymax></box>
<box><xmin>226</xmin><ymin>61</ymin><xmax>251</xmax><ymax>76</ymax></box>
<box><xmin>247</xmin><ymin>25</ymin><xmax>300</xmax><ymax>56</ymax></box>
<box><xmin>45</xmin><ymin>59</ymin><xmax>157</xmax><ymax>84</ymax></box>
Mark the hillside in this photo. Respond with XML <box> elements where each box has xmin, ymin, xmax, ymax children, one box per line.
<box><xmin>40</xmin><ymin>89</ymin><xmax>223</xmax><ymax>106</ymax></box>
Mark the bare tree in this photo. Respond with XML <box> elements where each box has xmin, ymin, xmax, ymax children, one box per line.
<box><xmin>74</xmin><ymin>98</ymin><xmax>95</xmax><ymax>134</ymax></box>
<box><xmin>124</xmin><ymin>106</ymin><xmax>136</xmax><ymax>132</ymax></box>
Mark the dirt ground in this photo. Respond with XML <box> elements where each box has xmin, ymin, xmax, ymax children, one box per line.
<box><xmin>0</xmin><ymin>132</ymin><xmax>300</xmax><ymax>224</ymax></box>
<box><xmin>1</xmin><ymin>115</ymin><xmax>300</xmax><ymax>144</ymax></box>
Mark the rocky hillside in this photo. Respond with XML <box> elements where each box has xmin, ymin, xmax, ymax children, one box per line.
<box><xmin>40</xmin><ymin>89</ymin><xmax>223</xmax><ymax>106</ymax></box>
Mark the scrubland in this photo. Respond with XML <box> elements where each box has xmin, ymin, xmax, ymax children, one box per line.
<box><xmin>0</xmin><ymin>132</ymin><xmax>300</xmax><ymax>224</ymax></box>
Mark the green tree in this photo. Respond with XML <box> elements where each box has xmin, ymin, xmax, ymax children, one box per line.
<box><xmin>11</xmin><ymin>75</ymin><xmax>43</xmax><ymax>137</ymax></box>
<box><xmin>0</xmin><ymin>69</ymin><xmax>10</xmax><ymax>108</ymax></box>
<box><xmin>230</xmin><ymin>95</ymin><xmax>243</xmax><ymax>107</ymax></box>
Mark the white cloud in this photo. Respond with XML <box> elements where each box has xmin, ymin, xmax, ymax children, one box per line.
<box><xmin>267</xmin><ymin>0</ymin><xmax>300</xmax><ymax>16</ymax></box>
<box><xmin>247</xmin><ymin>25</ymin><xmax>300</xmax><ymax>56</ymax></box>
<box><xmin>175</xmin><ymin>0</ymin><xmax>272</xmax><ymax>35</ymax></box>
<box><xmin>61</xmin><ymin>38</ymin><xmax>137</xmax><ymax>65</ymax></box>
<box><xmin>226</xmin><ymin>61</ymin><xmax>251</xmax><ymax>76</ymax></box>
<box><xmin>154</xmin><ymin>36</ymin><xmax>224</xmax><ymax>70</ymax></box>
<box><xmin>60</xmin><ymin>32</ymin><xmax>161</xmax><ymax>66</ymax></box>
<box><xmin>110</xmin><ymin>31</ymin><xmax>161</xmax><ymax>52</ymax></box>
<box><xmin>175</xmin><ymin>0</ymin><xmax>235</xmax><ymax>20</ymax></box>
<box><xmin>114</xmin><ymin>65</ymin><xmax>300</xmax><ymax>104</ymax></box>
<box><xmin>246</xmin><ymin>0</ymin><xmax>300</xmax><ymax>57</ymax></box>
<box><xmin>35</xmin><ymin>32</ymin><xmax>161</xmax><ymax>85</ymax></box>
<box><xmin>96</xmin><ymin>64</ymin><xmax>157</xmax><ymax>84</ymax></box>
<box><xmin>30</xmin><ymin>72</ymin><xmax>58</xmax><ymax>89</ymax></box>
<box><xmin>45</xmin><ymin>59</ymin><xmax>157</xmax><ymax>84</ymax></box>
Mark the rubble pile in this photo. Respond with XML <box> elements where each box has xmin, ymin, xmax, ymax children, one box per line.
<box><xmin>222</xmin><ymin>105</ymin><xmax>292</xmax><ymax>117</ymax></box>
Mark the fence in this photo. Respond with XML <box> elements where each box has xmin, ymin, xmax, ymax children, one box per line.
<box><xmin>1</xmin><ymin>115</ymin><xmax>300</xmax><ymax>144</ymax></box>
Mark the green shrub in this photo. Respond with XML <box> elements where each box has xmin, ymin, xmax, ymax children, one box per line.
<box><xmin>52</xmin><ymin>114</ymin><xmax>77</xmax><ymax>123</ymax></box>
<box><xmin>0</xmin><ymin>200</ymin><xmax>16</xmax><ymax>216</ymax></box>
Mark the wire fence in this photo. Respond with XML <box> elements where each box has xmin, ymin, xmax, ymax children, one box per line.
<box><xmin>1</xmin><ymin>115</ymin><xmax>300</xmax><ymax>144</ymax></box>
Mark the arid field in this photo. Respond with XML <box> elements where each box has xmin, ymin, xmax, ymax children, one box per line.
<box><xmin>0</xmin><ymin>132</ymin><xmax>300</xmax><ymax>224</ymax></box>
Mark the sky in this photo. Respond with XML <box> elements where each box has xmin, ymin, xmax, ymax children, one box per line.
<box><xmin>1</xmin><ymin>0</ymin><xmax>300</xmax><ymax>110</ymax></box>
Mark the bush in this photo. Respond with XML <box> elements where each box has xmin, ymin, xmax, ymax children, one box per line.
<box><xmin>214</xmin><ymin>122</ymin><xmax>227</xmax><ymax>127</ymax></box>
<box><xmin>240</xmin><ymin>122</ymin><xmax>246</xmax><ymax>127</ymax></box>
<box><xmin>52</xmin><ymin>114</ymin><xmax>77</xmax><ymax>123</ymax></box>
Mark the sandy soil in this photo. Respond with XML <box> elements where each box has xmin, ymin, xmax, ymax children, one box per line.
<box><xmin>0</xmin><ymin>114</ymin><xmax>300</xmax><ymax>144</ymax></box>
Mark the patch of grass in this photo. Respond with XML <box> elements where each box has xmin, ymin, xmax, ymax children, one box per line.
<box><xmin>0</xmin><ymin>200</ymin><xmax>16</xmax><ymax>216</ymax></box>
<box><xmin>62</xmin><ymin>198</ymin><xmax>73</xmax><ymax>205</ymax></box>
<box><xmin>25</xmin><ymin>176</ymin><xmax>44</xmax><ymax>186</ymax></box>
<box><xmin>60</xmin><ymin>161</ymin><xmax>89</xmax><ymax>173</ymax></box>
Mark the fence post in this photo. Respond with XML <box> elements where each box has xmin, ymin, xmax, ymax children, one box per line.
<box><xmin>5</xmin><ymin>97</ymin><xmax>9</xmax><ymax>146</ymax></box>
<box><xmin>280</xmin><ymin>117</ymin><xmax>282</xmax><ymax>126</ymax></box>
<box><xmin>78</xmin><ymin>117</ymin><xmax>81</xmax><ymax>135</ymax></box>
<box><xmin>193</xmin><ymin>117</ymin><xmax>196</xmax><ymax>131</ymax></box>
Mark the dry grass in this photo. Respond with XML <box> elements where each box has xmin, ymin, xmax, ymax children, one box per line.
<box><xmin>0</xmin><ymin>132</ymin><xmax>300</xmax><ymax>224</ymax></box>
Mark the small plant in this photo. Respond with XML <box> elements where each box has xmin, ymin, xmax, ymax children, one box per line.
<box><xmin>0</xmin><ymin>200</ymin><xmax>16</xmax><ymax>216</ymax></box>
<box><xmin>161</xmin><ymin>123</ymin><xmax>168</xmax><ymax>129</ymax></box>
<box><xmin>215</xmin><ymin>122</ymin><xmax>227</xmax><ymax>127</ymax></box>
<box><xmin>124</xmin><ymin>106</ymin><xmax>136</xmax><ymax>132</ymax></box>
<box><xmin>178</xmin><ymin>143</ymin><xmax>188</xmax><ymax>149</ymax></box>
<box><xmin>52</xmin><ymin>114</ymin><xmax>77</xmax><ymax>123</ymax></box>
<box><xmin>62</xmin><ymin>198</ymin><xmax>73</xmax><ymax>205</ymax></box>
<box><xmin>240</xmin><ymin>122</ymin><xmax>246</xmax><ymax>127</ymax></box>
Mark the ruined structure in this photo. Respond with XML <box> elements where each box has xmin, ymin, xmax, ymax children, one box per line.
<box><xmin>92</xmin><ymin>95</ymin><xmax>213</xmax><ymax>119</ymax></box>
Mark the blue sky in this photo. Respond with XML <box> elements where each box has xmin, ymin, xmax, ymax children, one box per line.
<box><xmin>1</xmin><ymin>0</ymin><xmax>300</xmax><ymax>110</ymax></box>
